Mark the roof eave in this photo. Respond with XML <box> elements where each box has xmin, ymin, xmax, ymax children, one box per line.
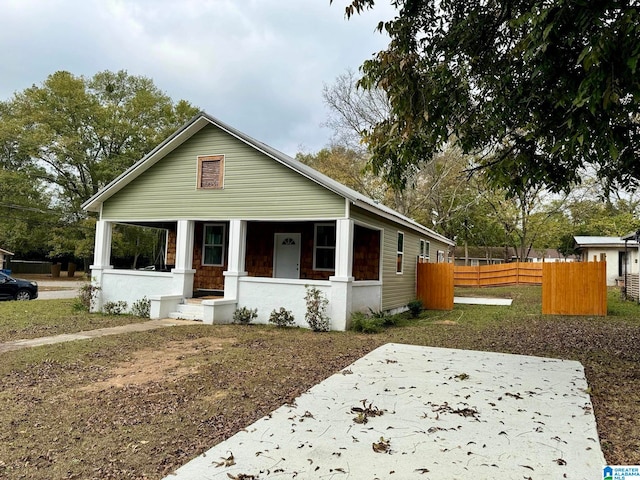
<box><xmin>353</xmin><ymin>200</ymin><xmax>455</xmax><ymax>246</ymax></box>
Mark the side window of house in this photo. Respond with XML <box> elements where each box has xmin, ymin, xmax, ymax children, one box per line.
<box><xmin>314</xmin><ymin>223</ymin><xmax>336</xmax><ymax>270</ymax></box>
<box><xmin>203</xmin><ymin>224</ymin><xmax>225</xmax><ymax>266</ymax></box>
<box><xmin>397</xmin><ymin>231</ymin><xmax>404</xmax><ymax>274</ymax></box>
<box><xmin>437</xmin><ymin>250</ymin><xmax>445</xmax><ymax>263</ymax></box>
<box><xmin>197</xmin><ymin>155</ymin><xmax>224</xmax><ymax>189</ymax></box>
<box><xmin>420</xmin><ymin>239</ymin><xmax>430</xmax><ymax>262</ymax></box>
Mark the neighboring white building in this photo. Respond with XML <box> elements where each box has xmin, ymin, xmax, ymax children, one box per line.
<box><xmin>574</xmin><ymin>236</ymin><xmax>639</xmax><ymax>286</ymax></box>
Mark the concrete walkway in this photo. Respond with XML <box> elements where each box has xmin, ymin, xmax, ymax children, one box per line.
<box><xmin>454</xmin><ymin>296</ymin><xmax>513</xmax><ymax>306</ymax></box>
<box><xmin>0</xmin><ymin>319</ymin><xmax>201</xmax><ymax>354</ymax></box>
<box><xmin>166</xmin><ymin>343</ymin><xmax>604</xmax><ymax>479</ymax></box>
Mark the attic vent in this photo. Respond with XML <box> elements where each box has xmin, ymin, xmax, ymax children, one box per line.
<box><xmin>197</xmin><ymin>155</ymin><xmax>224</xmax><ymax>189</ymax></box>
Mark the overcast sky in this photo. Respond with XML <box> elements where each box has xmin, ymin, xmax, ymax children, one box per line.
<box><xmin>1</xmin><ymin>0</ymin><xmax>395</xmax><ymax>156</ymax></box>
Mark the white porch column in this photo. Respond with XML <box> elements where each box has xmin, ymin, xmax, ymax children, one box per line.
<box><xmin>172</xmin><ymin>220</ymin><xmax>196</xmax><ymax>298</ymax></box>
<box><xmin>334</xmin><ymin>218</ymin><xmax>354</xmax><ymax>279</ymax></box>
<box><xmin>223</xmin><ymin>219</ymin><xmax>248</xmax><ymax>299</ymax></box>
<box><xmin>174</xmin><ymin>220</ymin><xmax>195</xmax><ymax>271</ymax></box>
<box><xmin>92</xmin><ymin>220</ymin><xmax>113</xmax><ymax>268</ymax></box>
<box><xmin>330</xmin><ymin>218</ymin><xmax>355</xmax><ymax>330</ymax></box>
<box><xmin>89</xmin><ymin>220</ymin><xmax>113</xmax><ymax>312</ymax></box>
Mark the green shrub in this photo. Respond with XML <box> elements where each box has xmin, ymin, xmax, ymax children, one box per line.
<box><xmin>269</xmin><ymin>307</ymin><xmax>295</xmax><ymax>327</ymax></box>
<box><xmin>350</xmin><ymin>311</ymin><xmax>384</xmax><ymax>334</ymax></box>
<box><xmin>305</xmin><ymin>286</ymin><xmax>330</xmax><ymax>332</ymax></box>
<box><xmin>407</xmin><ymin>299</ymin><xmax>423</xmax><ymax>318</ymax></box>
<box><xmin>74</xmin><ymin>283</ymin><xmax>101</xmax><ymax>311</ymax></box>
<box><xmin>103</xmin><ymin>300</ymin><xmax>128</xmax><ymax>315</ymax></box>
<box><xmin>131</xmin><ymin>297</ymin><xmax>151</xmax><ymax>318</ymax></box>
<box><xmin>368</xmin><ymin>308</ymin><xmax>397</xmax><ymax>326</ymax></box>
<box><xmin>233</xmin><ymin>306</ymin><xmax>258</xmax><ymax>325</ymax></box>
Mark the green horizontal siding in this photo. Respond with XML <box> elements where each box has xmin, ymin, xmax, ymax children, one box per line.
<box><xmin>101</xmin><ymin>125</ymin><xmax>346</xmax><ymax>221</ymax></box>
<box><xmin>351</xmin><ymin>206</ymin><xmax>451</xmax><ymax>311</ymax></box>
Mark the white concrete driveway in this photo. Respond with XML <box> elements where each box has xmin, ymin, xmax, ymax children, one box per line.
<box><xmin>166</xmin><ymin>343</ymin><xmax>604</xmax><ymax>479</ymax></box>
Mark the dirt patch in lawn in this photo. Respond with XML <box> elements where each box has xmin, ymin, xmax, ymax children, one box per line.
<box><xmin>80</xmin><ymin>337</ymin><xmax>235</xmax><ymax>392</ymax></box>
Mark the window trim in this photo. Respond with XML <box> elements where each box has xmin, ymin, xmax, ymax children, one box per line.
<box><xmin>197</xmin><ymin>154</ymin><xmax>225</xmax><ymax>190</ymax></box>
<box><xmin>396</xmin><ymin>231</ymin><xmax>404</xmax><ymax>274</ymax></box>
<box><xmin>313</xmin><ymin>222</ymin><xmax>336</xmax><ymax>271</ymax></box>
<box><xmin>202</xmin><ymin>223</ymin><xmax>226</xmax><ymax>266</ymax></box>
<box><xmin>419</xmin><ymin>239</ymin><xmax>430</xmax><ymax>263</ymax></box>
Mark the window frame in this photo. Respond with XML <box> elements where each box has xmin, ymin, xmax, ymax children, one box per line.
<box><xmin>197</xmin><ymin>154</ymin><xmax>225</xmax><ymax>190</ymax></box>
<box><xmin>313</xmin><ymin>222</ymin><xmax>336</xmax><ymax>271</ymax></box>
<box><xmin>396</xmin><ymin>231</ymin><xmax>405</xmax><ymax>274</ymax></box>
<box><xmin>419</xmin><ymin>239</ymin><xmax>430</xmax><ymax>263</ymax></box>
<box><xmin>202</xmin><ymin>223</ymin><xmax>226</xmax><ymax>266</ymax></box>
<box><xmin>437</xmin><ymin>250</ymin><xmax>445</xmax><ymax>263</ymax></box>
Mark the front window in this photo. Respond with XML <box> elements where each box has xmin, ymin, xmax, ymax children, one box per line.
<box><xmin>203</xmin><ymin>224</ymin><xmax>225</xmax><ymax>266</ymax></box>
<box><xmin>397</xmin><ymin>231</ymin><xmax>404</xmax><ymax>274</ymax></box>
<box><xmin>314</xmin><ymin>223</ymin><xmax>336</xmax><ymax>270</ymax></box>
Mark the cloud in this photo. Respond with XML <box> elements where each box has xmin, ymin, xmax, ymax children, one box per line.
<box><xmin>0</xmin><ymin>0</ymin><xmax>395</xmax><ymax>154</ymax></box>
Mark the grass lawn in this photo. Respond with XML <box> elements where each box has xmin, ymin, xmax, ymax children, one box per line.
<box><xmin>0</xmin><ymin>299</ymin><xmax>147</xmax><ymax>343</ymax></box>
<box><xmin>0</xmin><ymin>286</ymin><xmax>639</xmax><ymax>479</ymax></box>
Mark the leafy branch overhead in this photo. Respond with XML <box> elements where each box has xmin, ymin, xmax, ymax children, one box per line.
<box><xmin>338</xmin><ymin>0</ymin><xmax>640</xmax><ymax>193</ymax></box>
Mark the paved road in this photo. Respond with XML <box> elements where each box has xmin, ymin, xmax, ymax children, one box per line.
<box><xmin>34</xmin><ymin>278</ymin><xmax>86</xmax><ymax>300</ymax></box>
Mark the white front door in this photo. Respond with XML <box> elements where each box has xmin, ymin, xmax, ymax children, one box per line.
<box><xmin>274</xmin><ymin>233</ymin><xmax>301</xmax><ymax>279</ymax></box>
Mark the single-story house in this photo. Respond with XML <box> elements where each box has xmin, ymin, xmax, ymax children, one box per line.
<box><xmin>82</xmin><ymin>112</ymin><xmax>454</xmax><ymax>330</ymax></box>
<box><xmin>0</xmin><ymin>248</ymin><xmax>14</xmax><ymax>271</ymax></box>
<box><xmin>574</xmin><ymin>236</ymin><xmax>639</xmax><ymax>286</ymax></box>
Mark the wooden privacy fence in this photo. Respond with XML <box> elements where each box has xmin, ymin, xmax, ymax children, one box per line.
<box><xmin>454</xmin><ymin>262</ymin><xmax>543</xmax><ymax>287</ymax></box>
<box><xmin>624</xmin><ymin>273</ymin><xmax>639</xmax><ymax>302</ymax></box>
<box><xmin>542</xmin><ymin>261</ymin><xmax>607</xmax><ymax>316</ymax></box>
<box><xmin>416</xmin><ymin>262</ymin><xmax>454</xmax><ymax>310</ymax></box>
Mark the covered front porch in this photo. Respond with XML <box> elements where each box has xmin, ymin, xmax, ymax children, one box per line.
<box><xmin>90</xmin><ymin>218</ymin><xmax>382</xmax><ymax>330</ymax></box>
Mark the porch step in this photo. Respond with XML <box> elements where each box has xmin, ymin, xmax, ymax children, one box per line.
<box><xmin>168</xmin><ymin>303</ymin><xmax>204</xmax><ymax>321</ymax></box>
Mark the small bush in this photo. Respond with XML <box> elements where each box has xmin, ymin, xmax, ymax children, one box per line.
<box><xmin>305</xmin><ymin>286</ymin><xmax>330</xmax><ymax>332</ymax></box>
<box><xmin>269</xmin><ymin>307</ymin><xmax>295</xmax><ymax>327</ymax></box>
<box><xmin>368</xmin><ymin>308</ymin><xmax>397</xmax><ymax>326</ymax></box>
<box><xmin>103</xmin><ymin>300</ymin><xmax>128</xmax><ymax>315</ymax></box>
<box><xmin>131</xmin><ymin>297</ymin><xmax>151</xmax><ymax>318</ymax></box>
<box><xmin>407</xmin><ymin>299</ymin><xmax>423</xmax><ymax>318</ymax></box>
<box><xmin>74</xmin><ymin>283</ymin><xmax>101</xmax><ymax>311</ymax></box>
<box><xmin>233</xmin><ymin>306</ymin><xmax>258</xmax><ymax>325</ymax></box>
<box><xmin>350</xmin><ymin>311</ymin><xmax>384</xmax><ymax>334</ymax></box>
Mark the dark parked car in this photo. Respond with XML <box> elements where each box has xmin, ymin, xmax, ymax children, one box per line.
<box><xmin>0</xmin><ymin>272</ymin><xmax>38</xmax><ymax>300</ymax></box>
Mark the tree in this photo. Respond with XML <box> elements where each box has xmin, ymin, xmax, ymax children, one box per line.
<box><xmin>338</xmin><ymin>0</ymin><xmax>640</xmax><ymax>193</ymax></box>
<box><xmin>0</xmin><ymin>169</ymin><xmax>54</xmax><ymax>256</ymax></box>
<box><xmin>322</xmin><ymin>69</ymin><xmax>390</xmax><ymax>153</ymax></box>
<box><xmin>320</xmin><ymin>70</ymin><xmax>480</xmax><ymax>230</ymax></box>
<box><xmin>6</xmin><ymin>70</ymin><xmax>199</xmax><ymax>218</ymax></box>
<box><xmin>296</xmin><ymin>146</ymin><xmax>386</xmax><ymax>200</ymax></box>
<box><xmin>1</xmin><ymin>70</ymin><xmax>198</xmax><ymax>263</ymax></box>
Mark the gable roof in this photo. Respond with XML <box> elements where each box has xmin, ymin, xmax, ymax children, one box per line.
<box><xmin>82</xmin><ymin>112</ymin><xmax>454</xmax><ymax>246</ymax></box>
<box><xmin>0</xmin><ymin>248</ymin><xmax>13</xmax><ymax>256</ymax></box>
